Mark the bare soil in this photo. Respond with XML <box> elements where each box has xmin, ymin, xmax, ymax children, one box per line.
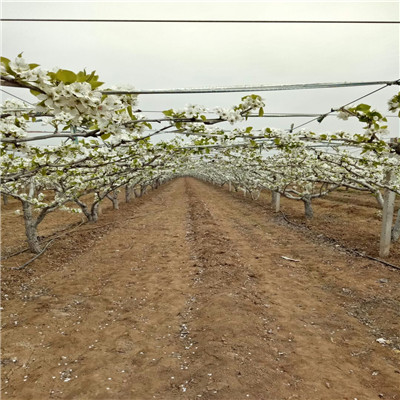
<box><xmin>1</xmin><ymin>178</ymin><xmax>399</xmax><ymax>399</ymax></box>
<box><xmin>259</xmin><ymin>187</ymin><xmax>400</xmax><ymax>264</ymax></box>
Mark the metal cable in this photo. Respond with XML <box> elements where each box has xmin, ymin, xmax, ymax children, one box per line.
<box><xmin>101</xmin><ymin>80</ymin><xmax>400</xmax><ymax>95</ymax></box>
<box><xmin>0</xmin><ymin>88</ymin><xmax>35</xmax><ymax>106</ymax></box>
<box><xmin>291</xmin><ymin>83</ymin><xmax>395</xmax><ymax>131</ymax></box>
<box><xmin>1</xmin><ymin>18</ymin><xmax>399</xmax><ymax>24</ymax></box>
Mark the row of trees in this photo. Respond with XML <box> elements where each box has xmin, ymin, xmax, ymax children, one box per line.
<box><xmin>1</xmin><ymin>54</ymin><xmax>399</xmax><ymax>254</ymax></box>
<box><xmin>180</xmin><ymin>146</ymin><xmax>399</xmax><ymax>236</ymax></box>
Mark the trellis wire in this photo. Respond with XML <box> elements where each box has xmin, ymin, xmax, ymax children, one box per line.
<box><xmin>1</xmin><ymin>18</ymin><xmax>399</xmax><ymax>24</ymax></box>
<box><xmin>291</xmin><ymin>83</ymin><xmax>397</xmax><ymax>132</ymax></box>
<box><xmin>0</xmin><ymin>88</ymin><xmax>36</xmax><ymax>106</ymax></box>
<box><xmin>101</xmin><ymin>80</ymin><xmax>400</xmax><ymax>95</ymax></box>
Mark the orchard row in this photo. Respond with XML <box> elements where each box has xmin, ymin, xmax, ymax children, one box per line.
<box><xmin>1</xmin><ymin>55</ymin><xmax>399</xmax><ymax>254</ymax></box>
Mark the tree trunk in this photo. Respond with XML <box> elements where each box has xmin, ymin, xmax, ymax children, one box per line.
<box><xmin>140</xmin><ymin>185</ymin><xmax>147</xmax><ymax>197</ymax></box>
<box><xmin>125</xmin><ymin>185</ymin><xmax>133</xmax><ymax>203</ymax></box>
<box><xmin>392</xmin><ymin>208</ymin><xmax>400</xmax><ymax>242</ymax></box>
<box><xmin>2</xmin><ymin>193</ymin><xmax>8</xmax><ymax>205</ymax></box>
<box><xmin>251</xmin><ymin>190</ymin><xmax>261</xmax><ymax>200</ymax></box>
<box><xmin>271</xmin><ymin>191</ymin><xmax>280</xmax><ymax>212</ymax></box>
<box><xmin>106</xmin><ymin>191</ymin><xmax>119</xmax><ymax>210</ymax></box>
<box><xmin>374</xmin><ymin>191</ymin><xmax>384</xmax><ymax>209</ymax></box>
<box><xmin>75</xmin><ymin>199</ymin><xmax>100</xmax><ymax>222</ymax></box>
<box><xmin>303</xmin><ymin>196</ymin><xmax>313</xmax><ymax>219</ymax></box>
<box><xmin>90</xmin><ymin>202</ymin><xmax>100</xmax><ymax>222</ymax></box>
<box><xmin>112</xmin><ymin>197</ymin><xmax>119</xmax><ymax>210</ymax></box>
<box><xmin>75</xmin><ymin>199</ymin><xmax>92</xmax><ymax>221</ymax></box>
<box><xmin>22</xmin><ymin>200</ymin><xmax>42</xmax><ymax>253</ymax></box>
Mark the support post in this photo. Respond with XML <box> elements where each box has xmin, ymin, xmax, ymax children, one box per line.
<box><xmin>379</xmin><ymin>168</ymin><xmax>396</xmax><ymax>257</ymax></box>
<box><xmin>379</xmin><ymin>139</ymin><xmax>399</xmax><ymax>257</ymax></box>
<box><xmin>271</xmin><ymin>191</ymin><xmax>280</xmax><ymax>212</ymax></box>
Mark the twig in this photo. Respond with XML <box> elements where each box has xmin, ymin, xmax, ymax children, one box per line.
<box><xmin>7</xmin><ymin>222</ymin><xmax>115</xmax><ymax>269</ymax></box>
<box><xmin>281</xmin><ymin>256</ymin><xmax>301</xmax><ymax>262</ymax></box>
<box><xmin>1</xmin><ymin>247</ymin><xmax>30</xmax><ymax>260</ymax></box>
<box><xmin>44</xmin><ymin>220</ymin><xmax>86</xmax><ymax>239</ymax></box>
<box><xmin>279</xmin><ymin>211</ymin><xmax>308</xmax><ymax>228</ymax></box>
<box><xmin>11</xmin><ymin>239</ymin><xmax>55</xmax><ymax>270</ymax></box>
<box><xmin>1</xmin><ymin>220</ymin><xmax>85</xmax><ymax>261</ymax></box>
<box><xmin>279</xmin><ymin>213</ymin><xmax>400</xmax><ymax>270</ymax></box>
<box><xmin>9</xmin><ymin>220</ymin><xmax>120</xmax><ymax>271</ymax></box>
<box><xmin>77</xmin><ymin>222</ymin><xmax>114</xmax><ymax>232</ymax></box>
<box><xmin>353</xmin><ymin>251</ymin><xmax>400</xmax><ymax>271</ymax></box>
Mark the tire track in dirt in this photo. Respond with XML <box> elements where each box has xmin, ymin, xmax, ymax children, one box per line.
<box><xmin>182</xmin><ymin>178</ymin><xmax>400</xmax><ymax>400</ymax></box>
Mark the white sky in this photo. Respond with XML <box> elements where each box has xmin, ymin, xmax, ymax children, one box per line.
<box><xmin>1</xmin><ymin>0</ymin><xmax>399</xmax><ymax>140</ymax></box>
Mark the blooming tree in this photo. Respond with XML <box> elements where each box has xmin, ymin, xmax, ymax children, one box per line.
<box><xmin>1</xmin><ymin>54</ymin><xmax>399</xmax><ymax>253</ymax></box>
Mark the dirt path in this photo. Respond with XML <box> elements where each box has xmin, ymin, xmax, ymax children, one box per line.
<box><xmin>2</xmin><ymin>178</ymin><xmax>400</xmax><ymax>399</ymax></box>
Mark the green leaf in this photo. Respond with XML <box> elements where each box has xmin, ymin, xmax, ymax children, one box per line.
<box><xmin>1</xmin><ymin>56</ymin><xmax>10</xmax><ymax>65</ymax></box>
<box><xmin>162</xmin><ymin>109</ymin><xmax>174</xmax><ymax>117</ymax></box>
<box><xmin>258</xmin><ymin>107</ymin><xmax>264</xmax><ymax>117</ymax></box>
<box><xmin>101</xmin><ymin>133</ymin><xmax>111</xmax><ymax>140</ymax></box>
<box><xmin>76</xmin><ymin>71</ymin><xmax>87</xmax><ymax>82</ymax></box>
<box><xmin>1</xmin><ymin>56</ymin><xmax>10</xmax><ymax>69</ymax></box>
<box><xmin>127</xmin><ymin>105</ymin><xmax>134</xmax><ymax>120</ymax></box>
<box><xmin>55</xmin><ymin>69</ymin><xmax>77</xmax><ymax>84</ymax></box>
<box><xmin>47</xmin><ymin>71</ymin><xmax>57</xmax><ymax>81</ymax></box>
<box><xmin>30</xmin><ymin>89</ymin><xmax>42</xmax><ymax>97</ymax></box>
<box><xmin>90</xmin><ymin>81</ymin><xmax>103</xmax><ymax>89</ymax></box>
<box><xmin>245</xmin><ymin>126</ymin><xmax>253</xmax><ymax>133</ymax></box>
<box><xmin>29</xmin><ymin>63</ymin><xmax>39</xmax><ymax>69</ymax></box>
<box><xmin>356</xmin><ymin>104</ymin><xmax>371</xmax><ymax>113</ymax></box>
<box><xmin>86</xmin><ymin>70</ymin><xmax>96</xmax><ymax>82</ymax></box>
<box><xmin>1</xmin><ymin>56</ymin><xmax>13</xmax><ymax>74</ymax></box>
